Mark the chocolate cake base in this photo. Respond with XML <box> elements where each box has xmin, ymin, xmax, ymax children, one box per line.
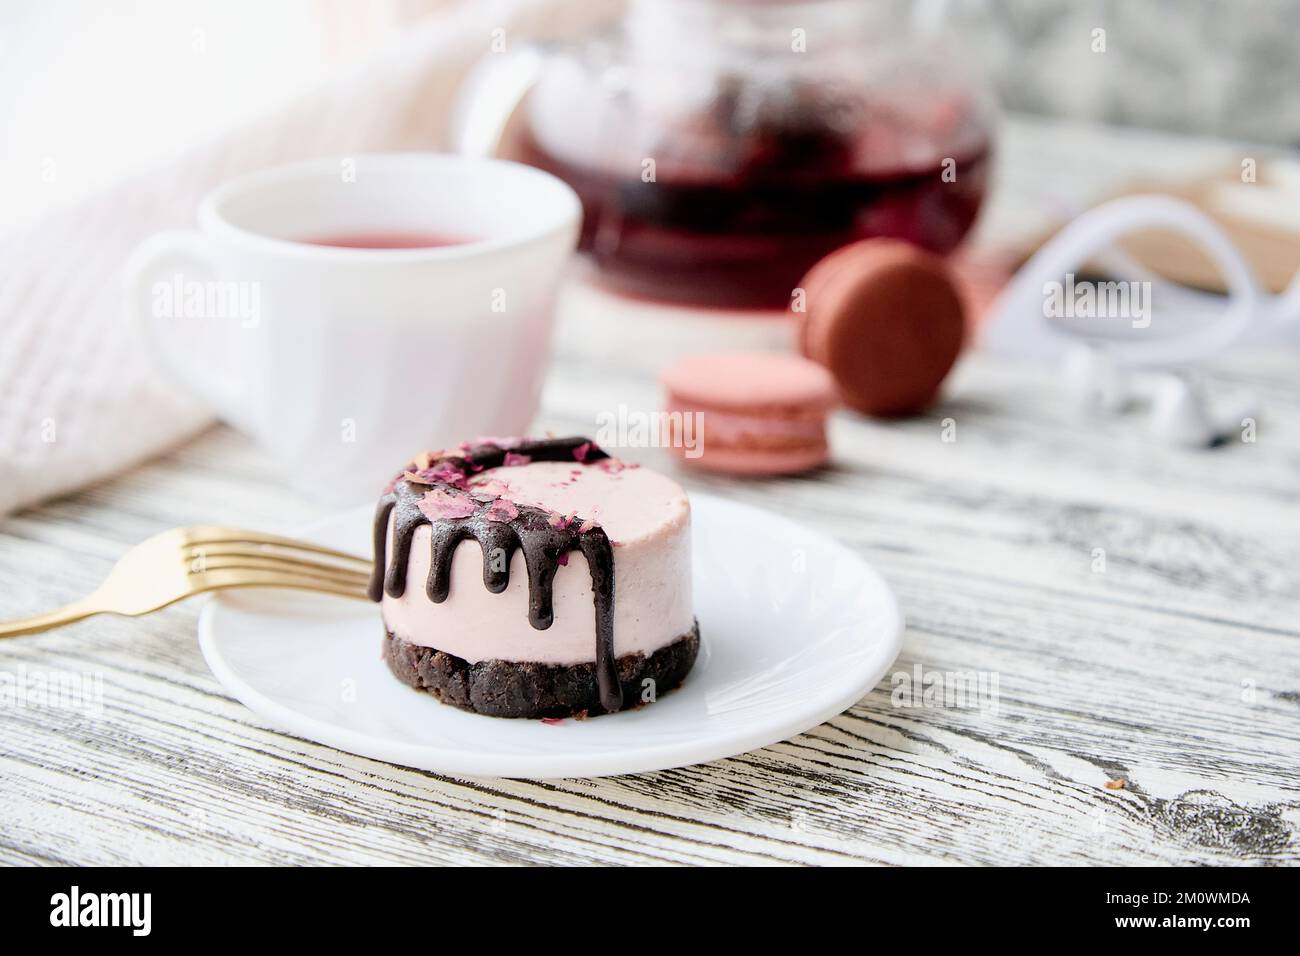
<box><xmin>383</xmin><ymin>621</ymin><xmax>700</xmax><ymax>719</ymax></box>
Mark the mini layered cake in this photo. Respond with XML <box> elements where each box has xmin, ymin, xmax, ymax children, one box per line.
<box><xmin>370</xmin><ymin>437</ymin><xmax>698</xmax><ymax>718</ymax></box>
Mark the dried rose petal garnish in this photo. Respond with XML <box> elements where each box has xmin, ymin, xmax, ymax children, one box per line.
<box><xmin>484</xmin><ymin>498</ymin><xmax>520</xmax><ymax>522</ymax></box>
<box><xmin>410</xmin><ymin>450</ymin><xmax>448</xmax><ymax>472</ymax></box>
<box><xmin>433</xmin><ymin>461</ymin><xmax>469</xmax><ymax>486</ymax></box>
<box><xmin>503</xmin><ymin>451</ymin><xmax>532</xmax><ymax>467</ymax></box>
<box><xmin>597</xmin><ymin>458</ymin><xmax>637</xmax><ymax>474</ymax></box>
<box><xmin>417</xmin><ymin>488</ymin><xmax>478</xmax><ymax>521</ymax></box>
<box><xmin>547</xmin><ymin>511</ymin><xmax>576</xmax><ymax>530</ymax></box>
<box><xmin>572</xmin><ymin>441</ymin><xmax>593</xmax><ymax>463</ymax></box>
<box><xmin>406</xmin><ymin>459</ymin><xmax>468</xmax><ymax>488</ymax></box>
<box><xmin>468</xmin><ymin>477</ymin><xmax>512</xmax><ymax>501</ymax></box>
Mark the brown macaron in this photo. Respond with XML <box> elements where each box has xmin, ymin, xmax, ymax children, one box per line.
<box><xmin>796</xmin><ymin>239</ymin><xmax>965</xmax><ymax>417</ymax></box>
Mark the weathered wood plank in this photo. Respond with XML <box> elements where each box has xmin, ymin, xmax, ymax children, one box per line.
<box><xmin>3</xmin><ymin>346</ymin><xmax>1296</xmax><ymax>866</ymax></box>
<box><xmin>2</xmin><ymin>113</ymin><xmax>1298</xmax><ymax>865</ymax></box>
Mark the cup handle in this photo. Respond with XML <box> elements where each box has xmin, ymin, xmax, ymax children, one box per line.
<box><xmin>123</xmin><ymin>229</ymin><xmax>254</xmax><ymax>430</ymax></box>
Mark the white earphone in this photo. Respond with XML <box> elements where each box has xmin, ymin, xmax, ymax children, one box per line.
<box><xmin>1061</xmin><ymin>345</ymin><xmax>1255</xmax><ymax>448</ymax></box>
<box><xmin>985</xmin><ymin>195</ymin><xmax>1298</xmax><ymax>447</ymax></box>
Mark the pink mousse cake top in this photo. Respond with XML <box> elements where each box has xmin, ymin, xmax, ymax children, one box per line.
<box><xmin>462</xmin><ymin>459</ymin><xmax>687</xmax><ymax>546</ymax></box>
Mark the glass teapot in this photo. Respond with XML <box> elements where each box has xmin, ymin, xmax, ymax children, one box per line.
<box><xmin>453</xmin><ymin>0</ymin><xmax>995</xmax><ymax>309</ymax></box>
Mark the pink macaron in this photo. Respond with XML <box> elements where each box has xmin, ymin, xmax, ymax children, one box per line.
<box><xmin>661</xmin><ymin>352</ymin><xmax>838</xmax><ymax>475</ymax></box>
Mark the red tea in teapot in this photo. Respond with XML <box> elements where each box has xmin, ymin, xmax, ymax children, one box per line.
<box><xmin>517</xmin><ymin>90</ymin><xmax>990</xmax><ymax>309</ymax></box>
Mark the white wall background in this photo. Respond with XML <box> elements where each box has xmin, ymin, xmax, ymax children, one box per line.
<box><xmin>0</xmin><ymin>0</ymin><xmax>432</xmax><ymax>228</ymax></box>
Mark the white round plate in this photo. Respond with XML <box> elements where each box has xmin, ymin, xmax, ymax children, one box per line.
<box><xmin>198</xmin><ymin>492</ymin><xmax>903</xmax><ymax>779</ymax></box>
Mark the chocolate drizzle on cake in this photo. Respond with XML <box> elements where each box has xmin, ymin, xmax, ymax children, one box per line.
<box><xmin>368</xmin><ymin>437</ymin><xmax>624</xmax><ymax>713</ymax></box>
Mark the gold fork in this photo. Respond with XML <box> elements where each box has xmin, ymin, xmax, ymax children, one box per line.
<box><xmin>0</xmin><ymin>526</ymin><xmax>372</xmax><ymax>639</ymax></box>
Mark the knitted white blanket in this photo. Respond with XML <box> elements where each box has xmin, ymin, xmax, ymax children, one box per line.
<box><xmin>0</xmin><ymin>0</ymin><xmax>568</xmax><ymax>515</ymax></box>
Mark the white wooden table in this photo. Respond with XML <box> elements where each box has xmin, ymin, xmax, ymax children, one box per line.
<box><xmin>2</xmin><ymin>118</ymin><xmax>1298</xmax><ymax>865</ymax></box>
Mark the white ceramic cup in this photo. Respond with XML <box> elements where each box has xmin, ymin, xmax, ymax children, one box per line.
<box><xmin>124</xmin><ymin>153</ymin><xmax>581</xmax><ymax>504</ymax></box>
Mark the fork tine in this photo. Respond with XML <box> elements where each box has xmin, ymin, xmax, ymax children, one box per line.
<box><xmin>181</xmin><ymin>544</ymin><xmax>370</xmax><ymax>575</ymax></box>
<box><xmin>179</xmin><ymin>527</ymin><xmax>371</xmax><ymax>569</ymax></box>
<box><xmin>189</xmin><ymin>552</ymin><xmax>371</xmax><ymax>585</ymax></box>
<box><xmin>189</xmin><ymin>567</ymin><xmax>370</xmax><ymax>600</ymax></box>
